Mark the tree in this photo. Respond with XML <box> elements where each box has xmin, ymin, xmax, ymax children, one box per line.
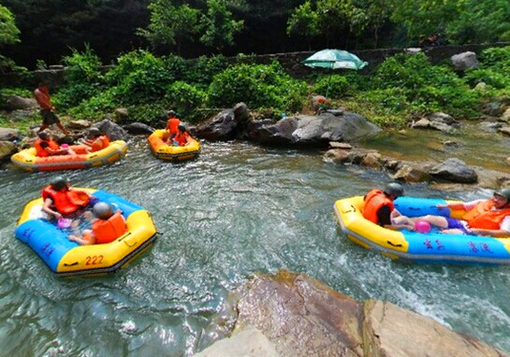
<box><xmin>446</xmin><ymin>0</ymin><xmax>510</xmax><ymax>44</ymax></box>
<box><xmin>199</xmin><ymin>0</ymin><xmax>244</xmax><ymax>52</ymax></box>
<box><xmin>0</xmin><ymin>4</ymin><xmax>20</xmax><ymax>46</ymax></box>
<box><xmin>286</xmin><ymin>1</ymin><xmax>319</xmax><ymax>49</ymax></box>
<box><xmin>138</xmin><ymin>0</ymin><xmax>201</xmax><ymax>55</ymax></box>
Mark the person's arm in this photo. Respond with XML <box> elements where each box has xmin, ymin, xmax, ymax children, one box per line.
<box><xmin>69</xmin><ymin>230</ymin><xmax>96</xmax><ymax>245</ymax></box>
<box><xmin>42</xmin><ymin>197</ymin><xmax>62</xmax><ymax>219</ymax></box>
<box><xmin>436</xmin><ymin>202</ymin><xmax>465</xmax><ymax>209</ymax></box>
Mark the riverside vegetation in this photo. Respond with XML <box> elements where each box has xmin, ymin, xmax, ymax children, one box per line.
<box><xmin>1</xmin><ymin>45</ymin><xmax>510</xmax><ymax>133</ymax></box>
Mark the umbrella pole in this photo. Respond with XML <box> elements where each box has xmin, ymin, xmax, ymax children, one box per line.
<box><xmin>326</xmin><ymin>69</ymin><xmax>332</xmax><ymax>98</ymax></box>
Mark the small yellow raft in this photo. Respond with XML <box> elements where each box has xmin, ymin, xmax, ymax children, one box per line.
<box><xmin>11</xmin><ymin>140</ymin><xmax>128</xmax><ymax>172</ymax></box>
<box><xmin>148</xmin><ymin>129</ymin><xmax>200</xmax><ymax>161</ymax></box>
<box><xmin>15</xmin><ymin>188</ymin><xmax>157</xmax><ymax>277</ymax></box>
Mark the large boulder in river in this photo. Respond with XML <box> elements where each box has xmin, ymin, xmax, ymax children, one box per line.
<box><xmin>5</xmin><ymin>95</ymin><xmax>37</xmax><ymax>110</ymax></box>
<box><xmin>93</xmin><ymin>119</ymin><xmax>128</xmax><ymax>141</ymax></box>
<box><xmin>195</xmin><ymin>109</ymin><xmax>238</xmax><ymax>141</ymax></box>
<box><xmin>197</xmin><ymin>270</ymin><xmax>508</xmax><ymax>357</ymax></box>
<box><xmin>0</xmin><ymin>141</ymin><xmax>17</xmax><ymax>161</ymax></box>
<box><xmin>246</xmin><ymin>117</ymin><xmax>298</xmax><ymax>145</ymax></box>
<box><xmin>291</xmin><ymin>112</ymin><xmax>381</xmax><ymax>146</ymax></box>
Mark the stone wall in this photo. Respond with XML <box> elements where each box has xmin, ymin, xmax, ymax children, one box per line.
<box><xmin>1</xmin><ymin>43</ymin><xmax>509</xmax><ymax>88</ymax></box>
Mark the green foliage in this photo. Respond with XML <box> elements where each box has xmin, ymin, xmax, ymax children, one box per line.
<box><xmin>0</xmin><ymin>5</ymin><xmax>20</xmax><ymax>46</ymax></box>
<box><xmin>208</xmin><ymin>61</ymin><xmax>307</xmax><ymax>112</ymax></box>
<box><xmin>371</xmin><ymin>53</ymin><xmax>480</xmax><ymax>118</ymax></box>
<box><xmin>183</xmin><ymin>55</ymin><xmax>229</xmax><ymax>86</ymax></box>
<box><xmin>105</xmin><ymin>50</ymin><xmax>170</xmax><ymax>105</ymax></box>
<box><xmin>199</xmin><ymin>0</ymin><xmax>244</xmax><ymax>51</ymax></box>
<box><xmin>138</xmin><ymin>1</ymin><xmax>201</xmax><ymax>53</ymax></box>
<box><xmin>478</xmin><ymin>46</ymin><xmax>510</xmax><ymax>71</ymax></box>
<box><xmin>164</xmin><ymin>81</ymin><xmax>207</xmax><ymax>122</ymax></box>
<box><xmin>446</xmin><ymin>0</ymin><xmax>510</xmax><ymax>44</ymax></box>
<box><xmin>312</xmin><ymin>74</ymin><xmax>351</xmax><ymax>98</ymax></box>
<box><xmin>55</xmin><ymin>45</ymin><xmax>105</xmax><ymax>109</ymax></box>
<box><xmin>286</xmin><ymin>1</ymin><xmax>319</xmax><ymax>44</ymax></box>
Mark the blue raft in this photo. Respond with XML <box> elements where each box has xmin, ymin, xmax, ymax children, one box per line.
<box><xmin>334</xmin><ymin>196</ymin><xmax>510</xmax><ymax>265</ymax></box>
<box><xmin>16</xmin><ymin>189</ymin><xmax>157</xmax><ymax>277</ymax></box>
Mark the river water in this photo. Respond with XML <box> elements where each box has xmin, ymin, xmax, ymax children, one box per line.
<box><xmin>1</xmin><ymin>134</ymin><xmax>509</xmax><ymax>356</ymax></box>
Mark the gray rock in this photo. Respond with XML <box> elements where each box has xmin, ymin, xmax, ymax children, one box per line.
<box><xmin>123</xmin><ymin>122</ymin><xmax>155</xmax><ymax>135</ymax></box>
<box><xmin>0</xmin><ymin>128</ymin><xmax>22</xmax><ymax>141</ymax></box>
<box><xmin>429</xmin><ymin>158</ymin><xmax>478</xmax><ymax>183</ymax></box>
<box><xmin>5</xmin><ymin>95</ymin><xmax>37</xmax><ymax>110</ymax></box>
<box><xmin>0</xmin><ymin>141</ymin><xmax>17</xmax><ymax>161</ymax></box>
<box><xmin>93</xmin><ymin>119</ymin><xmax>128</xmax><ymax>141</ymax></box>
<box><xmin>247</xmin><ymin>117</ymin><xmax>298</xmax><ymax>145</ymax></box>
<box><xmin>195</xmin><ymin>109</ymin><xmax>238</xmax><ymax>141</ymax></box>
<box><xmin>451</xmin><ymin>51</ymin><xmax>479</xmax><ymax>71</ymax></box>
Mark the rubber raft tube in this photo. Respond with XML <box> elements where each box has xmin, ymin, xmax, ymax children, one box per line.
<box><xmin>148</xmin><ymin>129</ymin><xmax>200</xmax><ymax>161</ymax></box>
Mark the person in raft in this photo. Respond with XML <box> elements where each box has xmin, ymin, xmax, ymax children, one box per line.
<box><xmin>173</xmin><ymin>124</ymin><xmax>194</xmax><ymax>146</ymax></box>
<box><xmin>69</xmin><ymin>202</ymin><xmax>127</xmax><ymax>245</ymax></box>
<box><xmin>413</xmin><ymin>189</ymin><xmax>510</xmax><ymax>237</ymax></box>
<box><xmin>34</xmin><ymin>80</ymin><xmax>70</xmax><ymax>135</ymax></box>
<box><xmin>362</xmin><ymin>182</ymin><xmax>414</xmax><ymax>230</ymax></box>
<box><xmin>34</xmin><ymin>131</ymin><xmax>75</xmax><ymax>157</ymax></box>
<box><xmin>82</xmin><ymin>127</ymin><xmax>110</xmax><ymax>152</ymax></box>
<box><xmin>41</xmin><ymin>176</ymin><xmax>94</xmax><ymax>222</ymax></box>
<box><xmin>164</xmin><ymin>110</ymin><xmax>181</xmax><ymax>143</ymax></box>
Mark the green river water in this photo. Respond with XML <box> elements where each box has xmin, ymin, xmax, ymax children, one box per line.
<box><xmin>1</xmin><ymin>128</ymin><xmax>510</xmax><ymax>356</ymax></box>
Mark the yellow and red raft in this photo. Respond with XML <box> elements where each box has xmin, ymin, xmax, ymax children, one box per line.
<box><xmin>148</xmin><ymin>129</ymin><xmax>200</xmax><ymax>161</ymax></box>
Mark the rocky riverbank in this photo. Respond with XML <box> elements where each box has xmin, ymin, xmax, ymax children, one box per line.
<box><xmin>195</xmin><ymin>270</ymin><xmax>508</xmax><ymax>357</ymax></box>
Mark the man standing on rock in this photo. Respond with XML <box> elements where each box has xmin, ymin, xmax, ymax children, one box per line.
<box><xmin>34</xmin><ymin>80</ymin><xmax>69</xmax><ymax>135</ymax></box>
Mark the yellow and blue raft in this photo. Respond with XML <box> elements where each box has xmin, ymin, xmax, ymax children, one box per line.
<box><xmin>334</xmin><ymin>196</ymin><xmax>510</xmax><ymax>265</ymax></box>
<box><xmin>15</xmin><ymin>188</ymin><xmax>157</xmax><ymax>277</ymax></box>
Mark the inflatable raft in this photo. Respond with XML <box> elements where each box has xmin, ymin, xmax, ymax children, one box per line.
<box><xmin>15</xmin><ymin>188</ymin><xmax>157</xmax><ymax>277</ymax></box>
<box><xmin>11</xmin><ymin>141</ymin><xmax>128</xmax><ymax>172</ymax></box>
<box><xmin>334</xmin><ymin>196</ymin><xmax>510</xmax><ymax>265</ymax></box>
<box><xmin>148</xmin><ymin>129</ymin><xmax>200</xmax><ymax>161</ymax></box>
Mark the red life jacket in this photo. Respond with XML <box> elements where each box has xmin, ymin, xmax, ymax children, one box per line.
<box><xmin>90</xmin><ymin>135</ymin><xmax>110</xmax><ymax>152</ymax></box>
<box><xmin>174</xmin><ymin>132</ymin><xmax>190</xmax><ymax>146</ymax></box>
<box><xmin>34</xmin><ymin>139</ymin><xmax>60</xmax><ymax>157</ymax></box>
<box><xmin>462</xmin><ymin>200</ymin><xmax>510</xmax><ymax>230</ymax></box>
<box><xmin>92</xmin><ymin>211</ymin><xmax>127</xmax><ymax>244</ymax></box>
<box><xmin>166</xmin><ymin>118</ymin><xmax>181</xmax><ymax>135</ymax></box>
<box><xmin>362</xmin><ymin>189</ymin><xmax>394</xmax><ymax>225</ymax></box>
<box><xmin>41</xmin><ymin>185</ymin><xmax>90</xmax><ymax>215</ymax></box>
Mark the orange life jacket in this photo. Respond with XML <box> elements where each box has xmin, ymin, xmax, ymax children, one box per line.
<box><xmin>166</xmin><ymin>118</ymin><xmax>181</xmax><ymax>134</ymax></box>
<box><xmin>462</xmin><ymin>200</ymin><xmax>510</xmax><ymax>230</ymax></box>
<box><xmin>34</xmin><ymin>138</ymin><xmax>60</xmax><ymax>157</ymax></box>
<box><xmin>362</xmin><ymin>189</ymin><xmax>394</xmax><ymax>225</ymax></box>
<box><xmin>174</xmin><ymin>131</ymin><xmax>190</xmax><ymax>146</ymax></box>
<box><xmin>41</xmin><ymin>185</ymin><xmax>90</xmax><ymax>215</ymax></box>
<box><xmin>92</xmin><ymin>211</ymin><xmax>127</xmax><ymax>244</ymax></box>
<box><xmin>90</xmin><ymin>135</ymin><xmax>110</xmax><ymax>152</ymax></box>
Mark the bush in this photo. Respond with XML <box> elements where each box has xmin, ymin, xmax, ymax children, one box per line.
<box><xmin>312</xmin><ymin>74</ymin><xmax>351</xmax><ymax>98</ymax></box>
<box><xmin>208</xmin><ymin>61</ymin><xmax>307</xmax><ymax>113</ymax></box>
<box><xmin>55</xmin><ymin>46</ymin><xmax>105</xmax><ymax>109</ymax></box>
<box><xmin>105</xmin><ymin>50</ymin><xmax>170</xmax><ymax>105</ymax></box>
<box><xmin>164</xmin><ymin>81</ymin><xmax>207</xmax><ymax>122</ymax></box>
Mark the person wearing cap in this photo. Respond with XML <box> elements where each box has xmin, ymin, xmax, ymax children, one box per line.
<box><xmin>173</xmin><ymin>124</ymin><xmax>193</xmax><ymax>146</ymax></box>
<box><xmin>362</xmin><ymin>182</ymin><xmax>413</xmax><ymax>230</ymax></box>
<box><xmin>165</xmin><ymin>110</ymin><xmax>181</xmax><ymax>142</ymax></box>
<box><xmin>82</xmin><ymin>127</ymin><xmax>110</xmax><ymax>152</ymax></box>
<box><xmin>34</xmin><ymin>80</ymin><xmax>70</xmax><ymax>135</ymax></box>
<box><xmin>34</xmin><ymin>131</ymin><xmax>75</xmax><ymax>157</ymax></box>
<box><xmin>415</xmin><ymin>189</ymin><xmax>510</xmax><ymax>237</ymax></box>
<box><xmin>69</xmin><ymin>202</ymin><xmax>127</xmax><ymax>245</ymax></box>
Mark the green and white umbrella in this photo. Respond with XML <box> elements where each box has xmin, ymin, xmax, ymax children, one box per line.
<box><xmin>303</xmin><ymin>49</ymin><xmax>368</xmax><ymax>98</ymax></box>
<box><xmin>303</xmin><ymin>49</ymin><xmax>368</xmax><ymax>70</ymax></box>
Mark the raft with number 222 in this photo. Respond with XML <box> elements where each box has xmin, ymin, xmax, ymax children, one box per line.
<box><xmin>334</xmin><ymin>196</ymin><xmax>510</xmax><ymax>265</ymax></box>
<box><xmin>11</xmin><ymin>141</ymin><xmax>128</xmax><ymax>172</ymax></box>
<box><xmin>15</xmin><ymin>188</ymin><xmax>157</xmax><ymax>277</ymax></box>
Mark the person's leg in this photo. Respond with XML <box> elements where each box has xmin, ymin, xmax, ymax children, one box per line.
<box><xmin>56</xmin><ymin>122</ymin><xmax>70</xmax><ymax>135</ymax></box>
<box><xmin>417</xmin><ymin>215</ymin><xmax>449</xmax><ymax>229</ymax></box>
<box><xmin>38</xmin><ymin>123</ymin><xmax>49</xmax><ymax>133</ymax></box>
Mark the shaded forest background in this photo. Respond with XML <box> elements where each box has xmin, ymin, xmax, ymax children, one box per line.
<box><xmin>1</xmin><ymin>0</ymin><xmax>509</xmax><ymax>70</ymax></box>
